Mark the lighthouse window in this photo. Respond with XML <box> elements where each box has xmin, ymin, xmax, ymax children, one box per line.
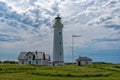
<box><xmin>60</xmin><ymin>52</ymin><xmax>62</xmax><ymax>55</ymax></box>
<box><xmin>59</xmin><ymin>32</ymin><xmax>61</xmax><ymax>35</ymax></box>
<box><xmin>59</xmin><ymin>42</ymin><xmax>61</xmax><ymax>45</ymax></box>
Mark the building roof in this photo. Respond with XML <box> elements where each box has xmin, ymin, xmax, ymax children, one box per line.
<box><xmin>76</xmin><ymin>56</ymin><xmax>92</xmax><ymax>61</ymax></box>
<box><xmin>18</xmin><ymin>51</ymin><xmax>50</xmax><ymax>60</ymax></box>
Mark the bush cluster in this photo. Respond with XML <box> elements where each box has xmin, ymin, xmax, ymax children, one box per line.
<box><xmin>0</xmin><ymin>61</ymin><xmax>18</xmax><ymax>64</ymax></box>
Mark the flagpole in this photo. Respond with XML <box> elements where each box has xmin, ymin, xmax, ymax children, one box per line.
<box><xmin>72</xmin><ymin>35</ymin><xmax>81</xmax><ymax>64</ymax></box>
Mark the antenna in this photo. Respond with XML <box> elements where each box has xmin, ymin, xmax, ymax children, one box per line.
<box><xmin>57</xmin><ymin>14</ymin><xmax>59</xmax><ymax>17</ymax></box>
<box><xmin>57</xmin><ymin>13</ymin><xmax>61</xmax><ymax>17</ymax></box>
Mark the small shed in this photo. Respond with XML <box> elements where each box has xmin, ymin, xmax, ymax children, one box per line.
<box><xmin>76</xmin><ymin>56</ymin><xmax>92</xmax><ymax>66</ymax></box>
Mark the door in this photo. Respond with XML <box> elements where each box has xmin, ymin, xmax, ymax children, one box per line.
<box><xmin>78</xmin><ymin>61</ymin><xmax>81</xmax><ymax>66</ymax></box>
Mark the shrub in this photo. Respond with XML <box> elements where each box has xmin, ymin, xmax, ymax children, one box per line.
<box><xmin>66</xmin><ymin>73</ymin><xmax>73</xmax><ymax>77</ymax></box>
<box><xmin>3</xmin><ymin>61</ymin><xmax>18</xmax><ymax>64</ymax></box>
<box><xmin>112</xmin><ymin>65</ymin><xmax>120</xmax><ymax>68</ymax></box>
<box><xmin>0</xmin><ymin>68</ymin><xmax>2</xmax><ymax>70</ymax></box>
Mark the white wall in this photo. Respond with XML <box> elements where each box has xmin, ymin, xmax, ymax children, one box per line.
<box><xmin>81</xmin><ymin>61</ymin><xmax>92</xmax><ymax>65</ymax></box>
<box><xmin>53</xmin><ymin>19</ymin><xmax>64</xmax><ymax>66</ymax></box>
<box><xmin>19</xmin><ymin>59</ymin><xmax>52</xmax><ymax>66</ymax></box>
<box><xmin>76</xmin><ymin>61</ymin><xmax>92</xmax><ymax>66</ymax></box>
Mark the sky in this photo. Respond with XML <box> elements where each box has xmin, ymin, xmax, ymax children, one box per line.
<box><xmin>0</xmin><ymin>0</ymin><xmax>120</xmax><ymax>63</ymax></box>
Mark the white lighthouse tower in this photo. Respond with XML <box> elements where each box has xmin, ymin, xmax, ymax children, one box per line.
<box><xmin>53</xmin><ymin>15</ymin><xmax>64</xmax><ymax>66</ymax></box>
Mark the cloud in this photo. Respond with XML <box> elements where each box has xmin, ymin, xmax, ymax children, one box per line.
<box><xmin>0</xmin><ymin>34</ymin><xmax>21</xmax><ymax>42</ymax></box>
<box><xmin>105</xmin><ymin>24</ymin><xmax>120</xmax><ymax>30</ymax></box>
<box><xmin>93</xmin><ymin>38</ymin><xmax>120</xmax><ymax>42</ymax></box>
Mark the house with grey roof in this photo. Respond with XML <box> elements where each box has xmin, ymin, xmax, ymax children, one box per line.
<box><xmin>76</xmin><ymin>56</ymin><xmax>92</xmax><ymax>66</ymax></box>
<box><xmin>18</xmin><ymin>51</ymin><xmax>51</xmax><ymax>66</ymax></box>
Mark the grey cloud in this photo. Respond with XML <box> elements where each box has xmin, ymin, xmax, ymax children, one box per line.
<box><xmin>0</xmin><ymin>34</ymin><xmax>22</xmax><ymax>42</ymax></box>
<box><xmin>0</xmin><ymin>1</ymin><xmax>46</xmax><ymax>28</ymax></box>
<box><xmin>93</xmin><ymin>38</ymin><xmax>120</xmax><ymax>42</ymax></box>
<box><xmin>0</xmin><ymin>0</ymin><xmax>120</xmax><ymax>43</ymax></box>
<box><xmin>105</xmin><ymin>24</ymin><xmax>120</xmax><ymax>30</ymax></box>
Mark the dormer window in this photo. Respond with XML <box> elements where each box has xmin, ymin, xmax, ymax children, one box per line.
<box><xmin>29</xmin><ymin>56</ymin><xmax>31</xmax><ymax>59</ymax></box>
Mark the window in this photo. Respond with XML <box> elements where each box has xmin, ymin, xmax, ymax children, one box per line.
<box><xmin>29</xmin><ymin>56</ymin><xmax>31</xmax><ymax>59</ymax></box>
<box><xmin>36</xmin><ymin>61</ymin><xmax>38</xmax><ymax>64</ymax></box>
<box><xmin>85</xmin><ymin>61</ymin><xmax>88</xmax><ymax>64</ymax></box>
<box><xmin>29</xmin><ymin>61</ymin><xmax>31</xmax><ymax>64</ymax></box>
<box><xmin>22</xmin><ymin>61</ymin><xmax>24</xmax><ymax>64</ymax></box>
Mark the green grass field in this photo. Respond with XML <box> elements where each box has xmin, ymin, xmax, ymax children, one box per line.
<box><xmin>0</xmin><ymin>63</ymin><xmax>120</xmax><ymax>80</ymax></box>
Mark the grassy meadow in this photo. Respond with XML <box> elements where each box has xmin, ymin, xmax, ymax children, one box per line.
<box><xmin>0</xmin><ymin>63</ymin><xmax>120</xmax><ymax>80</ymax></box>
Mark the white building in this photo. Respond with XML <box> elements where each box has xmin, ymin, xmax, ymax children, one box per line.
<box><xmin>76</xmin><ymin>56</ymin><xmax>92</xmax><ymax>66</ymax></box>
<box><xmin>18</xmin><ymin>51</ymin><xmax>51</xmax><ymax>66</ymax></box>
<box><xmin>53</xmin><ymin>15</ymin><xmax>64</xmax><ymax>66</ymax></box>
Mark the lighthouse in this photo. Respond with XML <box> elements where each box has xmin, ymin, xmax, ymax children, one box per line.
<box><xmin>53</xmin><ymin>15</ymin><xmax>64</xmax><ymax>66</ymax></box>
